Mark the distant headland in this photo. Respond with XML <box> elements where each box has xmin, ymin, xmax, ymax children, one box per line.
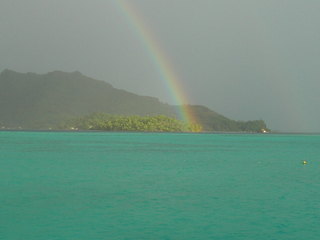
<box><xmin>0</xmin><ymin>69</ymin><xmax>269</xmax><ymax>132</ymax></box>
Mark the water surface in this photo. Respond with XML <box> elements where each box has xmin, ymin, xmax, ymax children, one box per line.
<box><xmin>1</xmin><ymin>131</ymin><xmax>319</xmax><ymax>239</ymax></box>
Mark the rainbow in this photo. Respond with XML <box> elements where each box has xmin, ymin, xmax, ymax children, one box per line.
<box><xmin>113</xmin><ymin>0</ymin><xmax>198</xmax><ymax>125</ymax></box>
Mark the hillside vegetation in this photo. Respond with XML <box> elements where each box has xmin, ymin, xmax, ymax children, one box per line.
<box><xmin>190</xmin><ymin>105</ymin><xmax>267</xmax><ymax>132</ymax></box>
<box><xmin>0</xmin><ymin>69</ymin><xmax>268</xmax><ymax>132</ymax></box>
<box><xmin>60</xmin><ymin>113</ymin><xmax>202</xmax><ymax>132</ymax></box>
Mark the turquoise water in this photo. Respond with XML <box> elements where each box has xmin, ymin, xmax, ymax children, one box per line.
<box><xmin>0</xmin><ymin>131</ymin><xmax>320</xmax><ymax>240</ymax></box>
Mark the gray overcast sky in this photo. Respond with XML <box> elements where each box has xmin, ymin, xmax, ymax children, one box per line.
<box><xmin>1</xmin><ymin>0</ymin><xmax>320</xmax><ymax>132</ymax></box>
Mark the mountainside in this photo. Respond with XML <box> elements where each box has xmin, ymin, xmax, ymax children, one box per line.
<box><xmin>190</xmin><ymin>105</ymin><xmax>267</xmax><ymax>132</ymax></box>
<box><xmin>0</xmin><ymin>70</ymin><xmax>268</xmax><ymax>132</ymax></box>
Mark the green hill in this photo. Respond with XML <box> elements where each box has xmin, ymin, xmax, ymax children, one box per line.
<box><xmin>190</xmin><ymin>105</ymin><xmax>267</xmax><ymax>132</ymax></box>
<box><xmin>0</xmin><ymin>69</ymin><xmax>268</xmax><ymax>132</ymax></box>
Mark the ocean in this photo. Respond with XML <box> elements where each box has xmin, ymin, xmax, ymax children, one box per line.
<box><xmin>0</xmin><ymin>131</ymin><xmax>319</xmax><ymax>240</ymax></box>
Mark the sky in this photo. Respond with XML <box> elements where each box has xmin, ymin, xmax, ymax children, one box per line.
<box><xmin>1</xmin><ymin>0</ymin><xmax>320</xmax><ymax>132</ymax></box>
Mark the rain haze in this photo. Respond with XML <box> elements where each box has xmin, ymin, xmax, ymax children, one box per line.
<box><xmin>1</xmin><ymin>0</ymin><xmax>320</xmax><ymax>132</ymax></box>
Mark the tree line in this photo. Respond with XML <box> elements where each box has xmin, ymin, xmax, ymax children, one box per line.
<box><xmin>59</xmin><ymin>113</ymin><xmax>203</xmax><ymax>132</ymax></box>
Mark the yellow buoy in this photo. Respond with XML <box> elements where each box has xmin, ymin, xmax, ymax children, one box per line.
<box><xmin>302</xmin><ymin>160</ymin><xmax>307</xmax><ymax>165</ymax></box>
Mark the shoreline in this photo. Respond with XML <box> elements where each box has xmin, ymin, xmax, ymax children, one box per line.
<box><xmin>1</xmin><ymin>129</ymin><xmax>320</xmax><ymax>135</ymax></box>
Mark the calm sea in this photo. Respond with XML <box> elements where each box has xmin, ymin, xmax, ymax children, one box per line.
<box><xmin>0</xmin><ymin>131</ymin><xmax>319</xmax><ymax>240</ymax></box>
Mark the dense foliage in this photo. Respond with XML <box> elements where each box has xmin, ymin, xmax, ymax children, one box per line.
<box><xmin>60</xmin><ymin>113</ymin><xmax>203</xmax><ymax>132</ymax></box>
